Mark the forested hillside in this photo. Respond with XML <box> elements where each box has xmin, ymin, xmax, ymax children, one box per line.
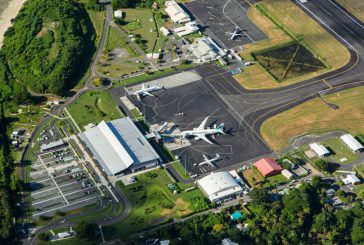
<box><xmin>1</xmin><ymin>0</ymin><xmax>93</xmax><ymax>94</ymax></box>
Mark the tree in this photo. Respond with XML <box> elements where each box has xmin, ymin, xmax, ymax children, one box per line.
<box><xmin>313</xmin><ymin>158</ymin><xmax>329</xmax><ymax>171</ymax></box>
<box><xmin>112</xmin><ymin>0</ymin><xmax>130</xmax><ymax>9</ymax></box>
<box><xmin>351</xmin><ymin>217</ymin><xmax>364</xmax><ymax>244</ymax></box>
<box><xmin>74</xmin><ymin>221</ymin><xmax>98</xmax><ymax>240</ymax></box>
<box><xmin>249</xmin><ymin>188</ymin><xmax>270</xmax><ymax>205</ymax></box>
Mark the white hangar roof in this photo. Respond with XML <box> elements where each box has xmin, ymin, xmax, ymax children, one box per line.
<box><xmin>80</xmin><ymin>117</ymin><xmax>160</xmax><ymax>175</ymax></box>
<box><xmin>340</xmin><ymin>134</ymin><xmax>363</xmax><ymax>152</ymax></box>
<box><xmin>309</xmin><ymin>143</ymin><xmax>330</xmax><ymax>157</ymax></box>
<box><xmin>197</xmin><ymin>171</ymin><xmax>243</xmax><ymax>201</ymax></box>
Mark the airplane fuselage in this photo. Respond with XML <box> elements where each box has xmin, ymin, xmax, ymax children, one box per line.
<box><xmin>182</xmin><ymin>128</ymin><xmax>220</xmax><ymax>138</ymax></box>
<box><xmin>134</xmin><ymin>86</ymin><xmax>162</xmax><ymax>96</ymax></box>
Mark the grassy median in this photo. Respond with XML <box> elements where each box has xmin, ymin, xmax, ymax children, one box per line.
<box><xmin>261</xmin><ymin>86</ymin><xmax>364</xmax><ymax>151</ymax></box>
<box><xmin>234</xmin><ymin>0</ymin><xmax>350</xmax><ymax>89</ymax></box>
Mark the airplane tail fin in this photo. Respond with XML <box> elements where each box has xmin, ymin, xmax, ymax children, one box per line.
<box><xmin>216</xmin><ymin>123</ymin><xmax>225</xmax><ymax>133</ymax></box>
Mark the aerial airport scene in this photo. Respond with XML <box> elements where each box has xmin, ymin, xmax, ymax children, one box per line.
<box><xmin>0</xmin><ymin>0</ymin><xmax>364</xmax><ymax>244</ymax></box>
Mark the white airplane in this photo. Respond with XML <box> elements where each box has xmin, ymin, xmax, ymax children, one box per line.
<box><xmin>133</xmin><ymin>83</ymin><xmax>163</xmax><ymax>97</ymax></box>
<box><xmin>194</xmin><ymin>154</ymin><xmax>220</xmax><ymax>167</ymax></box>
<box><xmin>162</xmin><ymin>117</ymin><xmax>225</xmax><ymax>144</ymax></box>
<box><xmin>226</xmin><ymin>27</ymin><xmax>243</xmax><ymax>40</ymax></box>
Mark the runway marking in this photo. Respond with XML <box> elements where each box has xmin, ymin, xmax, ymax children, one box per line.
<box><xmin>242</xmin><ymin>0</ymin><xmax>252</xmax><ymax>7</ymax></box>
<box><xmin>202</xmin><ymin>78</ymin><xmax>272</xmax><ymax>151</ymax></box>
<box><xmin>322</xmin><ymin>79</ymin><xmax>333</xmax><ymax>89</ymax></box>
<box><xmin>320</xmin><ymin>6</ymin><xmax>333</xmax><ymax>17</ymax></box>
<box><xmin>341</xmin><ymin>24</ymin><xmax>358</xmax><ymax>37</ymax></box>
<box><xmin>295</xmin><ymin>0</ymin><xmax>355</xmax><ymax>50</ymax></box>
<box><xmin>328</xmin><ymin>0</ymin><xmax>364</xmax><ymax>30</ymax></box>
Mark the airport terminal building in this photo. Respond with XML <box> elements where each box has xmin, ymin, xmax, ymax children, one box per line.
<box><xmin>80</xmin><ymin>117</ymin><xmax>162</xmax><ymax>176</ymax></box>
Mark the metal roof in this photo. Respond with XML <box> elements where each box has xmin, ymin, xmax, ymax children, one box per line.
<box><xmin>340</xmin><ymin>134</ymin><xmax>363</xmax><ymax>152</ymax></box>
<box><xmin>80</xmin><ymin>117</ymin><xmax>160</xmax><ymax>175</ymax></box>
<box><xmin>197</xmin><ymin>171</ymin><xmax>243</xmax><ymax>201</ymax></box>
<box><xmin>40</xmin><ymin>140</ymin><xmax>65</xmax><ymax>152</ymax></box>
<box><xmin>309</xmin><ymin>143</ymin><xmax>329</xmax><ymax>157</ymax></box>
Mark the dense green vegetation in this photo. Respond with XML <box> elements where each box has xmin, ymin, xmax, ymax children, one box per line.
<box><xmin>142</xmin><ymin>178</ymin><xmax>364</xmax><ymax>245</ymax></box>
<box><xmin>1</xmin><ymin>0</ymin><xmax>94</xmax><ymax>94</ymax></box>
<box><xmin>0</xmin><ymin>104</ymin><xmax>17</xmax><ymax>241</ymax></box>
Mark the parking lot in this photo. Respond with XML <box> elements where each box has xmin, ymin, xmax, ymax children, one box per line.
<box><xmin>112</xmin><ymin>65</ymin><xmax>271</xmax><ymax>175</ymax></box>
<box><xmin>185</xmin><ymin>0</ymin><xmax>266</xmax><ymax>49</ymax></box>
<box><xmin>29</xmin><ymin>144</ymin><xmax>100</xmax><ymax>218</ymax></box>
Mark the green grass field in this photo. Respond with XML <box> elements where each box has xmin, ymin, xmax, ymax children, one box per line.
<box><xmin>261</xmin><ymin>86</ymin><xmax>364</xmax><ymax>151</ymax></box>
<box><xmin>355</xmin><ymin>163</ymin><xmax>364</xmax><ymax>178</ymax></box>
<box><xmin>262</xmin><ymin>174</ymin><xmax>287</xmax><ymax>188</ymax></box>
<box><xmin>121</xmin><ymin>8</ymin><xmax>165</xmax><ymax>53</ymax></box>
<box><xmin>235</xmin><ymin>0</ymin><xmax>349</xmax><ymax>89</ymax></box>
<box><xmin>170</xmin><ymin>162</ymin><xmax>190</xmax><ymax>180</ymax></box>
<box><xmin>67</xmin><ymin>91</ymin><xmax>123</xmax><ymax>129</ymax></box>
<box><xmin>321</xmin><ymin>138</ymin><xmax>359</xmax><ymax>164</ymax></box>
<box><xmin>106</xmin><ymin>169</ymin><xmax>204</xmax><ymax>237</ymax></box>
<box><xmin>98</xmin><ymin>26</ymin><xmax>143</xmax><ymax>77</ymax></box>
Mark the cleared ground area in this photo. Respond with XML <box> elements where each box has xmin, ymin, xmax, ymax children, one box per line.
<box><xmin>234</xmin><ymin>0</ymin><xmax>350</xmax><ymax>89</ymax></box>
<box><xmin>261</xmin><ymin>86</ymin><xmax>364</xmax><ymax>151</ymax></box>
<box><xmin>184</xmin><ymin>0</ymin><xmax>266</xmax><ymax>49</ymax></box>
<box><xmin>112</xmin><ymin>65</ymin><xmax>271</xmax><ymax>175</ymax></box>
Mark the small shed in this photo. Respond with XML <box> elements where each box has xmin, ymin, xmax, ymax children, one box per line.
<box><xmin>281</xmin><ymin>169</ymin><xmax>294</xmax><ymax>180</ymax></box>
<box><xmin>309</xmin><ymin>143</ymin><xmax>330</xmax><ymax>157</ymax></box>
<box><xmin>340</xmin><ymin>134</ymin><xmax>364</xmax><ymax>152</ymax></box>
<box><xmin>114</xmin><ymin>10</ymin><xmax>124</xmax><ymax>19</ymax></box>
<box><xmin>160</xmin><ymin>27</ymin><xmax>170</xmax><ymax>36</ymax></box>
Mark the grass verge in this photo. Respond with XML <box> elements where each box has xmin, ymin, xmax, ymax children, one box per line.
<box><xmin>261</xmin><ymin>86</ymin><xmax>364</xmax><ymax>151</ymax></box>
<box><xmin>321</xmin><ymin>138</ymin><xmax>359</xmax><ymax>164</ymax></box>
<box><xmin>67</xmin><ymin>91</ymin><xmax>123</xmax><ymax>129</ymax></box>
<box><xmin>105</xmin><ymin>169</ymin><xmax>205</xmax><ymax>238</ymax></box>
<box><xmin>234</xmin><ymin>0</ymin><xmax>350</xmax><ymax>89</ymax></box>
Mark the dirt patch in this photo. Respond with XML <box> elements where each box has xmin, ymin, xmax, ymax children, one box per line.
<box><xmin>160</xmin><ymin>198</ymin><xmax>192</xmax><ymax>217</ymax></box>
<box><xmin>242</xmin><ymin>169</ymin><xmax>264</xmax><ymax>188</ymax></box>
<box><xmin>110</xmin><ymin>48</ymin><xmax>129</xmax><ymax>59</ymax></box>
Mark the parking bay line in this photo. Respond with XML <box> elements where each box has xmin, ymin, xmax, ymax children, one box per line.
<box><xmin>32</xmin><ymin>195</ymin><xmax>63</xmax><ymax>206</ymax></box>
<box><xmin>31</xmin><ymin>187</ymin><xmax>58</xmax><ymax>196</ymax></box>
<box><xmin>32</xmin><ymin>196</ymin><xmax>98</xmax><ymax>217</ymax></box>
<box><xmin>38</xmin><ymin>155</ymin><xmax>69</xmax><ymax>205</ymax></box>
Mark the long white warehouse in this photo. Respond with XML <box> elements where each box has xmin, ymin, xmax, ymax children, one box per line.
<box><xmin>197</xmin><ymin>171</ymin><xmax>243</xmax><ymax>203</ymax></box>
<box><xmin>80</xmin><ymin>117</ymin><xmax>162</xmax><ymax>176</ymax></box>
<box><xmin>340</xmin><ymin>134</ymin><xmax>364</xmax><ymax>152</ymax></box>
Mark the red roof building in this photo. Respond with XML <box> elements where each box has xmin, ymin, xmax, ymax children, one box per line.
<box><xmin>253</xmin><ymin>157</ymin><xmax>283</xmax><ymax>177</ymax></box>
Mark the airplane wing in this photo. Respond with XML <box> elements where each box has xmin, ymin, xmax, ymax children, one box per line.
<box><xmin>143</xmin><ymin>91</ymin><xmax>154</xmax><ymax>97</ymax></box>
<box><xmin>202</xmin><ymin>154</ymin><xmax>209</xmax><ymax>161</ymax></box>
<box><xmin>196</xmin><ymin>134</ymin><xmax>213</xmax><ymax>144</ymax></box>
<box><xmin>197</xmin><ymin>117</ymin><xmax>209</xmax><ymax>130</ymax></box>
<box><xmin>142</xmin><ymin>83</ymin><xmax>146</xmax><ymax>90</ymax></box>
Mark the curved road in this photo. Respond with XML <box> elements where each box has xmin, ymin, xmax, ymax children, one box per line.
<box><xmin>22</xmin><ymin>0</ymin><xmax>364</xmax><ymax>243</ymax></box>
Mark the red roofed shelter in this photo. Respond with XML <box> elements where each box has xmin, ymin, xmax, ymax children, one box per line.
<box><xmin>253</xmin><ymin>157</ymin><xmax>283</xmax><ymax>177</ymax></box>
